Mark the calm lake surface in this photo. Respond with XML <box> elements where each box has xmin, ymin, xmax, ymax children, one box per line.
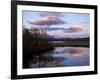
<box><xmin>29</xmin><ymin>47</ymin><xmax>89</xmax><ymax>68</ymax></box>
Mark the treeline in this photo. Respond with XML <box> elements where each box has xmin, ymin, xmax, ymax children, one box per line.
<box><xmin>23</xmin><ymin>28</ymin><xmax>54</xmax><ymax>68</ymax></box>
<box><xmin>45</xmin><ymin>37</ymin><xmax>89</xmax><ymax>41</ymax></box>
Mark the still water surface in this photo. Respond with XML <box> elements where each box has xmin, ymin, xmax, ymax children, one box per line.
<box><xmin>29</xmin><ymin>47</ymin><xmax>89</xmax><ymax>68</ymax></box>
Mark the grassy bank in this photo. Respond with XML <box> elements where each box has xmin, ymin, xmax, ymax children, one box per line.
<box><xmin>51</xmin><ymin>40</ymin><xmax>89</xmax><ymax>47</ymax></box>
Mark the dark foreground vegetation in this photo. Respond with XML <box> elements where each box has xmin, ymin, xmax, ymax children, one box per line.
<box><xmin>23</xmin><ymin>28</ymin><xmax>54</xmax><ymax>68</ymax></box>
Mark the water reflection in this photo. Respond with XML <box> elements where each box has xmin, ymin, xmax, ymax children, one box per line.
<box><xmin>29</xmin><ymin>47</ymin><xmax>89</xmax><ymax>68</ymax></box>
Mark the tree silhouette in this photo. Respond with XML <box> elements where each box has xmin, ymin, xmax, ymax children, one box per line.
<box><xmin>23</xmin><ymin>28</ymin><xmax>54</xmax><ymax>68</ymax></box>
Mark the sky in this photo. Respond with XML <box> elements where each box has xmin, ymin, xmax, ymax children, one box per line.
<box><xmin>23</xmin><ymin>11</ymin><xmax>90</xmax><ymax>38</ymax></box>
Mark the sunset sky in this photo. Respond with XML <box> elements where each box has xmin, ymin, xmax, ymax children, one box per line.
<box><xmin>23</xmin><ymin>11</ymin><xmax>90</xmax><ymax>38</ymax></box>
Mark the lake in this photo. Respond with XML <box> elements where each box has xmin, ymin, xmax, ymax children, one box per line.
<box><xmin>29</xmin><ymin>47</ymin><xmax>89</xmax><ymax>68</ymax></box>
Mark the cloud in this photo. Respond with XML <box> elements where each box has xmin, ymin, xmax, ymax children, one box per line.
<box><xmin>40</xmin><ymin>12</ymin><xmax>65</xmax><ymax>17</ymax></box>
<box><xmin>28</xmin><ymin>16</ymin><xmax>65</xmax><ymax>26</ymax></box>
<box><xmin>46</xmin><ymin>24</ymin><xmax>89</xmax><ymax>38</ymax></box>
<box><xmin>47</xmin><ymin>28</ymin><xmax>89</xmax><ymax>38</ymax></box>
<box><xmin>64</xmin><ymin>24</ymin><xmax>84</xmax><ymax>33</ymax></box>
<box><xmin>46</xmin><ymin>22</ymin><xmax>89</xmax><ymax>38</ymax></box>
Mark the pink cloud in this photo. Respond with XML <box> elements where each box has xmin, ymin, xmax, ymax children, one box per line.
<box><xmin>28</xmin><ymin>16</ymin><xmax>65</xmax><ymax>26</ymax></box>
<box><xmin>64</xmin><ymin>24</ymin><xmax>84</xmax><ymax>33</ymax></box>
<box><xmin>47</xmin><ymin>27</ymin><xmax>89</xmax><ymax>38</ymax></box>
